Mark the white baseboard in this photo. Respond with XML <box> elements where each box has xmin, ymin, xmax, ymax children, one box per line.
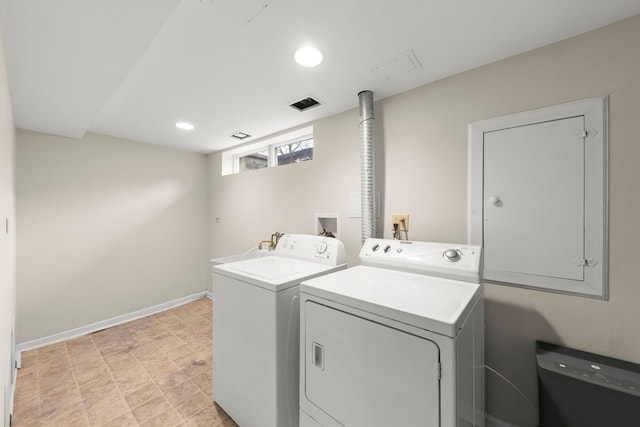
<box><xmin>17</xmin><ymin>290</ymin><xmax>212</xmax><ymax>355</ymax></box>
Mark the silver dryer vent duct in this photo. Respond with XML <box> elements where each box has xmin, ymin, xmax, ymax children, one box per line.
<box><xmin>358</xmin><ymin>90</ymin><xmax>376</xmax><ymax>244</ymax></box>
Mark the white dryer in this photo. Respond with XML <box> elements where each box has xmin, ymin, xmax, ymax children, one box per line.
<box><xmin>299</xmin><ymin>239</ymin><xmax>484</xmax><ymax>427</ymax></box>
<box><xmin>212</xmin><ymin>234</ymin><xmax>347</xmax><ymax>427</ymax></box>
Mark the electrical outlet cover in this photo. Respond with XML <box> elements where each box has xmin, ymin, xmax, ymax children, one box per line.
<box><xmin>391</xmin><ymin>214</ymin><xmax>409</xmax><ymax>231</ymax></box>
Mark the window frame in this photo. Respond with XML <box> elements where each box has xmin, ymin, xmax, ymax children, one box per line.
<box><xmin>221</xmin><ymin>126</ymin><xmax>313</xmax><ymax>175</ymax></box>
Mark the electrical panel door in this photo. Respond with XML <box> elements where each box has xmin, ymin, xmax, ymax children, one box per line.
<box><xmin>483</xmin><ymin>117</ymin><xmax>585</xmax><ymax>283</ymax></box>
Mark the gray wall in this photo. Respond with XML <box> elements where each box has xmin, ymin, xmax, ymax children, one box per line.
<box><xmin>0</xmin><ymin>23</ymin><xmax>16</xmax><ymax>426</ymax></box>
<box><xmin>208</xmin><ymin>14</ymin><xmax>640</xmax><ymax>426</ymax></box>
<box><xmin>16</xmin><ymin>130</ymin><xmax>210</xmax><ymax>343</ymax></box>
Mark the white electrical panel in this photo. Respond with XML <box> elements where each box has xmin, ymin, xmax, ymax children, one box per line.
<box><xmin>469</xmin><ymin>96</ymin><xmax>608</xmax><ymax>298</ymax></box>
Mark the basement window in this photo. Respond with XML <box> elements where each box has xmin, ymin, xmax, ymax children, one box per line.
<box><xmin>222</xmin><ymin>126</ymin><xmax>313</xmax><ymax>175</ymax></box>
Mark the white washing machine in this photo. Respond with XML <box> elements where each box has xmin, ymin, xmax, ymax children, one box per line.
<box><xmin>212</xmin><ymin>234</ymin><xmax>347</xmax><ymax>427</ymax></box>
<box><xmin>299</xmin><ymin>238</ymin><xmax>484</xmax><ymax>427</ymax></box>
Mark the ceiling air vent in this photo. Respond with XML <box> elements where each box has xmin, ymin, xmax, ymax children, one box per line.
<box><xmin>231</xmin><ymin>132</ymin><xmax>251</xmax><ymax>140</ymax></box>
<box><xmin>290</xmin><ymin>96</ymin><xmax>321</xmax><ymax>112</ymax></box>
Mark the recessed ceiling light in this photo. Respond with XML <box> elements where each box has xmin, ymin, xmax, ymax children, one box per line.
<box><xmin>231</xmin><ymin>132</ymin><xmax>251</xmax><ymax>140</ymax></box>
<box><xmin>294</xmin><ymin>46</ymin><xmax>323</xmax><ymax>67</ymax></box>
<box><xmin>175</xmin><ymin>122</ymin><xmax>195</xmax><ymax>130</ymax></box>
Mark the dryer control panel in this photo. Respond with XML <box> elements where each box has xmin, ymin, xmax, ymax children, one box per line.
<box><xmin>360</xmin><ymin>238</ymin><xmax>482</xmax><ymax>283</ymax></box>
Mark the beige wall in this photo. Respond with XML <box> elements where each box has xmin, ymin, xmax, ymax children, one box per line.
<box><xmin>0</xmin><ymin>23</ymin><xmax>16</xmax><ymax>426</ymax></box>
<box><xmin>208</xmin><ymin>14</ymin><xmax>640</xmax><ymax>426</ymax></box>
<box><xmin>16</xmin><ymin>131</ymin><xmax>210</xmax><ymax>343</ymax></box>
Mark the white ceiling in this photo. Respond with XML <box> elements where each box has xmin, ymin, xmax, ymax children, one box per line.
<box><xmin>1</xmin><ymin>0</ymin><xmax>639</xmax><ymax>153</ymax></box>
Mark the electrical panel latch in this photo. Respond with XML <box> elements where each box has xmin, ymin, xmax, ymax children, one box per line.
<box><xmin>577</xmin><ymin>258</ymin><xmax>598</xmax><ymax>267</ymax></box>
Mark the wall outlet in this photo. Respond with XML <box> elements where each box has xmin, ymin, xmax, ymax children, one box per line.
<box><xmin>391</xmin><ymin>214</ymin><xmax>409</xmax><ymax>232</ymax></box>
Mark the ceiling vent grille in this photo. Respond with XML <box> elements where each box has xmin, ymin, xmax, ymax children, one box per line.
<box><xmin>231</xmin><ymin>132</ymin><xmax>251</xmax><ymax>140</ymax></box>
<box><xmin>290</xmin><ymin>97</ymin><xmax>321</xmax><ymax>112</ymax></box>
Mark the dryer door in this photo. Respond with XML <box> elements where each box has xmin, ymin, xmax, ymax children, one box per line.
<box><xmin>304</xmin><ymin>301</ymin><xmax>440</xmax><ymax>427</ymax></box>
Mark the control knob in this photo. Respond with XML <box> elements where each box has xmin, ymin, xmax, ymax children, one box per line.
<box><xmin>316</xmin><ymin>242</ymin><xmax>328</xmax><ymax>254</ymax></box>
<box><xmin>443</xmin><ymin>249</ymin><xmax>461</xmax><ymax>262</ymax></box>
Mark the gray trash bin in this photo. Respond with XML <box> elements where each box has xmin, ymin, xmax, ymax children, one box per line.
<box><xmin>536</xmin><ymin>341</ymin><xmax>640</xmax><ymax>427</ymax></box>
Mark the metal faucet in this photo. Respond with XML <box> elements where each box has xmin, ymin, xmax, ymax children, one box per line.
<box><xmin>258</xmin><ymin>232</ymin><xmax>284</xmax><ymax>251</ymax></box>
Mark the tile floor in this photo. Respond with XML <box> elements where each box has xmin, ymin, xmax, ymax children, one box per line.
<box><xmin>11</xmin><ymin>298</ymin><xmax>238</xmax><ymax>426</ymax></box>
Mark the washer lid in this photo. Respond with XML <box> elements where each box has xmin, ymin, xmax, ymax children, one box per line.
<box><xmin>300</xmin><ymin>266</ymin><xmax>483</xmax><ymax>337</ymax></box>
<box><xmin>214</xmin><ymin>256</ymin><xmax>346</xmax><ymax>291</ymax></box>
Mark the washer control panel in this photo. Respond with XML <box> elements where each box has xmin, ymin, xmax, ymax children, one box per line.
<box><xmin>275</xmin><ymin>234</ymin><xmax>347</xmax><ymax>266</ymax></box>
<box><xmin>360</xmin><ymin>238</ymin><xmax>482</xmax><ymax>283</ymax></box>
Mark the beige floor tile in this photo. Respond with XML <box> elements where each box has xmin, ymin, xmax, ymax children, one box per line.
<box><xmin>103</xmin><ymin>412</ymin><xmax>138</xmax><ymax>427</ymax></box>
<box><xmin>74</xmin><ymin>361</ymin><xmax>110</xmax><ymax>386</ymax></box>
<box><xmin>13</xmin><ymin>388</ymin><xmax>39</xmax><ymax>408</ymax></box>
<box><xmin>125</xmin><ymin>382</ymin><xmax>163</xmax><ymax>410</ymax></box>
<box><xmin>163</xmin><ymin>316</ymin><xmax>189</xmax><ymax>329</ymax></box>
<box><xmin>187</xmin><ymin>316</ymin><xmax>209</xmax><ymax>331</ymax></box>
<box><xmin>65</xmin><ymin>334</ymin><xmax>94</xmax><ymax>347</ymax></box>
<box><xmin>184</xmin><ymin>404</ymin><xmax>224</xmax><ymax>427</ymax></box>
<box><xmin>155</xmin><ymin>334</ymin><xmax>186</xmax><ymax>352</ymax></box>
<box><xmin>100</xmin><ymin>342</ymin><xmax>133</xmax><ymax>365</ymax></box>
<box><xmin>13</xmin><ymin>373</ymin><xmax>38</xmax><ymax>398</ymax></box>
<box><xmin>108</xmin><ymin>354</ymin><xmax>144</xmax><ymax>373</ymax></box>
<box><xmin>17</xmin><ymin>360</ymin><xmax>38</xmax><ymax>376</ymax></box>
<box><xmin>158</xmin><ymin>368</ymin><xmax>192</xmax><ymax>392</ymax></box>
<box><xmin>80</xmin><ymin>379</ymin><xmax>119</xmax><ymax>409</ymax></box>
<box><xmin>141</xmin><ymin>407</ymin><xmax>184</xmax><ymax>427</ymax></box>
<box><xmin>40</xmin><ymin>385</ymin><xmax>82</xmax><ymax>417</ymax></box>
<box><xmin>190</xmin><ymin>371</ymin><xmax>212</xmax><ymax>396</ymax></box>
<box><xmin>119</xmin><ymin>330</ymin><xmax>150</xmax><ymax>348</ymax></box>
<box><xmin>145</xmin><ymin>358</ymin><xmax>179</xmax><ymax>380</ymax></box>
<box><xmin>147</xmin><ymin>327</ymin><xmax>173</xmax><ymax>341</ymax></box>
<box><xmin>37</xmin><ymin>342</ymin><xmax>67</xmax><ymax>361</ymax></box>
<box><xmin>86</xmin><ymin>395</ymin><xmax>129</xmax><ymax>426</ymax></box>
<box><xmin>39</xmin><ymin>376</ymin><xmax>79</xmax><ymax>400</ymax></box>
<box><xmin>91</xmin><ymin>333</ymin><xmax>123</xmax><ymax>352</ymax></box>
<box><xmin>39</xmin><ymin>399</ymin><xmax>85</xmax><ymax>426</ymax></box>
<box><xmin>132</xmin><ymin>395</ymin><xmax>172</xmax><ymax>424</ymax></box>
<box><xmin>174</xmin><ymin>391</ymin><xmax>211</xmax><ymax>420</ymax></box>
<box><xmin>114</xmin><ymin>368</ymin><xmax>154</xmax><ymax>395</ymax></box>
<box><xmin>37</xmin><ymin>358</ymin><xmax>69</xmax><ymax>373</ymax></box>
<box><xmin>68</xmin><ymin>348</ymin><xmax>102</xmax><ymax>367</ymax></box>
<box><xmin>12</xmin><ymin>398</ymin><xmax>41</xmax><ymax>424</ymax></box>
<box><xmin>38</xmin><ymin>370</ymin><xmax>75</xmax><ymax>392</ymax></box>
<box><xmin>165</xmin><ymin>344</ymin><xmax>193</xmax><ymax>362</ymax></box>
<box><xmin>184</xmin><ymin>362</ymin><xmax>210</xmax><ymax>380</ymax></box>
<box><xmin>132</xmin><ymin>341</ymin><xmax>164</xmax><ymax>365</ymax></box>
<box><xmin>20</xmin><ymin>349</ymin><xmax>38</xmax><ymax>362</ymax></box>
<box><xmin>164</xmin><ymin>380</ymin><xmax>199</xmax><ymax>406</ymax></box>
<box><xmin>12</xmin><ymin>298</ymin><xmax>214</xmax><ymax>427</ymax></box>
<box><xmin>64</xmin><ymin>415</ymin><xmax>91</xmax><ymax>427</ymax></box>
